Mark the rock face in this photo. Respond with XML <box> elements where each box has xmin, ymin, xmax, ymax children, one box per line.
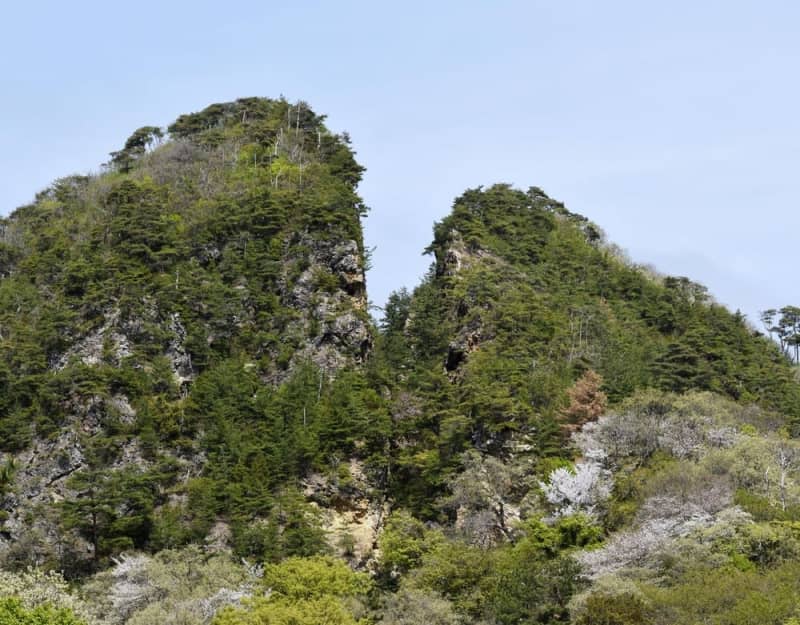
<box><xmin>52</xmin><ymin>309</ymin><xmax>132</xmax><ymax>371</ymax></box>
<box><xmin>427</xmin><ymin>230</ymin><xmax>501</xmax><ymax>375</ymax></box>
<box><xmin>303</xmin><ymin>459</ymin><xmax>388</xmax><ymax>569</ymax></box>
<box><xmin>433</xmin><ymin>229</ymin><xmax>494</xmax><ymax>278</ymax></box>
<box><xmin>0</xmin><ymin>229</ymin><xmax>372</xmax><ymax>561</ymax></box>
<box><xmin>284</xmin><ymin>237</ymin><xmax>371</xmax><ymax>377</ymax></box>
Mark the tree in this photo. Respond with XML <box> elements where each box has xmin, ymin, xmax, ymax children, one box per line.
<box><xmin>213</xmin><ymin>556</ymin><xmax>371</xmax><ymax>625</ymax></box>
<box><xmin>109</xmin><ymin>126</ymin><xmax>164</xmax><ymax>172</ymax></box>
<box><xmin>445</xmin><ymin>450</ymin><xmax>516</xmax><ymax>545</ymax></box>
<box><xmin>61</xmin><ymin>455</ymin><xmax>159</xmax><ymax>566</ymax></box>
<box><xmin>560</xmin><ymin>370</ymin><xmax>607</xmax><ymax>433</ymax></box>
<box><xmin>379</xmin><ymin>588</ymin><xmax>461</xmax><ymax>625</ymax></box>
<box><xmin>61</xmin><ymin>466</ymin><xmax>115</xmax><ymax>565</ymax></box>
<box><xmin>761</xmin><ymin>306</ymin><xmax>800</xmax><ymax>364</ymax></box>
<box><xmin>487</xmin><ymin>518</ymin><xmax>589</xmax><ymax>624</ymax></box>
<box><xmin>574</xmin><ymin>591</ymin><xmax>652</xmax><ymax>625</ymax></box>
<box><xmin>0</xmin><ymin>458</ymin><xmax>14</xmax><ymax>498</ymax></box>
<box><xmin>377</xmin><ymin>510</ymin><xmax>441</xmax><ymax>580</ymax></box>
<box><xmin>540</xmin><ymin>464</ymin><xmax>612</xmax><ymax>518</ymax></box>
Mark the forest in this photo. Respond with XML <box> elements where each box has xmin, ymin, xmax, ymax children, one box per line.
<box><xmin>1</xmin><ymin>97</ymin><xmax>800</xmax><ymax>624</ymax></box>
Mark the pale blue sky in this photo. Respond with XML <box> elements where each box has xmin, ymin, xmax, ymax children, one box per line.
<box><xmin>1</xmin><ymin>1</ymin><xmax>798</xmax><ymax>326</ymax></box>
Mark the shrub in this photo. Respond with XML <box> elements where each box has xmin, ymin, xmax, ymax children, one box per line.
<box><xmin>0</xmin><ymin>598</ymin><xmax>87</xmax><ymax>625</ymax></box>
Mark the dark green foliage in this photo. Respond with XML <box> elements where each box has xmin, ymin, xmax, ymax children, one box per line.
<box><xmin>762</xmin><ymin>306</ymin><xmax>800</xmax><ymax>364</ymax></box>
<box><xmin>232</xmin><ymin>488</ymin><xmax>329</xmax><ymax>562</ymax></box>
<box><xmin>421</xmin><ymin>185</ymin><xmax>800</xmax><ymax>417</ymax></box>
<box><xmin>104</xmin><ymin>179</ymin><xmax>182</xmax><ymax>271</ymax></box>
<box><xmin>182</xmin><ymin>360</ymin><xmax>387</xmax><ymax>528</ymax></box>
<box><xmin>109</xmin><ymin>126</ymin><xmax>163</xmax><ymax>172</ymax></box>
<box><xmin>485</xmin><ymin>519</ymin><xmax>591</xmax><ymax>624</ymax></box>
<box><xmin>59</xmin><ymin>440</ymin><xmax>173</xmax><ymax>568</ymax></box>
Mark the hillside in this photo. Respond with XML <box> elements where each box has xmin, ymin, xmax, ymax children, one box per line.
<box><xmin>2</xmin><ymin>100</ymin><xmax>800</xmax><ymax>625</ymax></box>
<box><xmin>377</xmin><ymin>184</ymin><xmax>800</xmax><ymax>513</ymax></box>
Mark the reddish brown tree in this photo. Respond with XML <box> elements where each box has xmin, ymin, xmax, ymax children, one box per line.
<box><xmin>560</xmin><ymin>369</ymin><xmax>607</xmax><ymax>433</ymax></box>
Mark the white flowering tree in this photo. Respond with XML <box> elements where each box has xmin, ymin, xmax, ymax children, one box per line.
<box><xmin>540</xmin><ymin>463</ymin><xmax>612</xmax><ymax>518</ymax></box>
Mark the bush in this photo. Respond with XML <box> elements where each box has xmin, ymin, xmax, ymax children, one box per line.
<box><xmin>0</xmin><ymin>569</ymin><xmax>91</xmax><ymax>622</ymax></box>
<box><xmin>575</xmin><ymin>591</ymin><xmax>651</xmax><ymax>625</ymax></box>
<box><xmin>213</xmin><ymin>556</ymin><xmax>370</xmax><ymax>625</ymax></box>
<box><xmin>0</xmin><ymin>598</ymin><xmax>86</xmax><ymax>625</ymax></box>
<box><xmin>379</xmin><ymin>587</ymin><xmax>461</xmax><ymax>625</ymax></box>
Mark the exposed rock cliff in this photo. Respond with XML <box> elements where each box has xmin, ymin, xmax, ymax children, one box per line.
<box><xmin>0</xmin><ymin>97</ymin><xmax>374</xmax><ymax>569</ymax></box>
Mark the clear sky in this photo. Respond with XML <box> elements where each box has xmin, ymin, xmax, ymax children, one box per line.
<box><xmin>1</xmin><ymin>1</ymin><xmax>798</xmax><ymax>326</ymax></box>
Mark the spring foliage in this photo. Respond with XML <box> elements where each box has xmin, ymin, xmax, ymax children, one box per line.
<box><xmin>1</xmin><ymin>98</ymin><xmax>800</xmax><ymax>625</ymax></box>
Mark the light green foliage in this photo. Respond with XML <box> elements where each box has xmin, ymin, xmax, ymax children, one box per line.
<box><xmin>213</xmin><ymin>556</ymin><xmax>370</xmax><ymax>625</ymax></box>
<box><xmin>720</xmin><ymin>434</ymin><xmax>800</xmax><ymax>518</ymax></box>
<box><xmin>575</xmin><ymin>591</ymin><xmax>651</xmax><ymax>625</ymax></box>
<box><xmin>569</xmin><ymin>576</ymin><xmax>651</xmax><ymax>625</ymax></box>
<box><xmin>406</xmin><ymin>539</ymin><xmax>493</xmax><ymax>618</ymax></box>
<box><xmin>595</xmin><ymin>390</ymin><xmax>798</xmax><ymax>529</ymax></box>
<box><xmin>638</xmin><ymin>562</ymin><xmax>800</xmax><ymax>625</ymax></box>
<box><xmin>572</xmin><ymin>389</ymin><xmax>800</xmax><ymax>624</ymax></box>
<box><xmin>260</xmin><ymin>556</ymin><xmax>371</xmax><ymax>600</ymax></box>
<box><xmin>0</xmin><ymin>598</ymin><xmax>87</xmax><ymax>625</ymax></box>
<box><xmin>214</xmin><ymin>595</ymin><xmax>361</xmax><ymax>625</ymax></box>
<box><xmin>0</xmin><ymin>569</ymin><xmax>92</xmax><ymax>623</ymax></box>
<box><xmin>377</xmin><ymin>510</ymin><xmax>442</xmax><ymax>580</ymax></box>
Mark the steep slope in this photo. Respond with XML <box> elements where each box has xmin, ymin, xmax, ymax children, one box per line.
<box><xmin>379</xmin><ymin>184</ymin><xmax>800</xmax><ymax>512</ymax></box>
<box><xmin>0</xmin><ymin>98</ymin><xmax>378</xmax><ymax>572</ymax></box>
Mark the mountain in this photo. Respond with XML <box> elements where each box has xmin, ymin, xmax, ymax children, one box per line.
<box><xmin>378</xmin><ymin>183</ymin><xmax>800</xmax><ymax>514</ymax></box>
<box><xmin>401</xmin><ymin>183</ymin><xmax>798</xmax><ymax>413</ymax></box>
<box><xmin>0</xmin><ymin>97</ymin><xmax>376</xmax><ymax>573</ymax></box>
<box><xmin>1</xmin><ymin>98</ymin><xmax>800</xmax><ymax>625</ymax></box>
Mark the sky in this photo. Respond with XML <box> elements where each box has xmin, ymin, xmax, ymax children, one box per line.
<box><xmin>1</xmin><ymin>1</ymin><xmax>798</xmax><ymax>326</ymax></box>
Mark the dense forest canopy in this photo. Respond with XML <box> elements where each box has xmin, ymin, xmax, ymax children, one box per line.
<box><xmin>0</xmin><ymin>97</ymin><xmax>799</xmax><ymax>625</ymax></box>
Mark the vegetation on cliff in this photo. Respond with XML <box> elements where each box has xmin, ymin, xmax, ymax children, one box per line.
<box><xmin>1</xmin><ymin>98</ymin><xmax>799</xmax><ymax>625</ymax></box>
<box><xmin>0</xmin><ymin>97</ymin><xmax>377</xmax><ymax>574</ymax></box>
